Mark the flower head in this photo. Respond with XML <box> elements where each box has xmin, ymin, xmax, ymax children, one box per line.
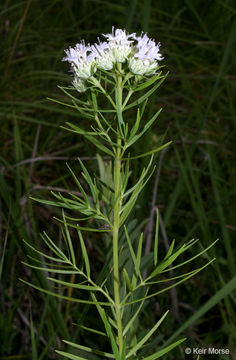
<box><xmin>134</xmin><ymin>33</ymin><xmax>163</xmax><ymax>61</ymax></box>
<box><xmin>128</xmin><ymin>33</ymin><xmax>163</xmax><ymax>75</ymax></box>
<box><xmin>102</xmin><ymin>27</ymin><xmax>135</xmax><ymax>63</ymax></box>
<box><xmin>62</xmin><ymin>28</ymin><xmax>164</xmax><ymax>92</ymax></box>
<box><xmin>62</xmin><ymin>41</ymin><xmax>91</xmax><ymax>66</ymax></box>
<box><xmin>102</xmin><ymin>27</ymin><xmax>135</xmax><ymax>47</ymax></box>
<box><xmin>63</xmin><ymin>41</ymin><xmax>96</xmax><ymax>79</ymax></box>
<box><xmin>90</xmin><ymin>41</ymin><xmax>115</xmax><ymax>70</ymax></box>
<box><xmin>72</xmin><ymin>77</ymin><xmax>87</xmax><ymax>93</ymax></box>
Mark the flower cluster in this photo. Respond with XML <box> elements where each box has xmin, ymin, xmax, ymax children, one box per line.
<box><xmin>62</xmin><ymin>27</ymin><xmax>163</xmax><ymax>92</ymax></box>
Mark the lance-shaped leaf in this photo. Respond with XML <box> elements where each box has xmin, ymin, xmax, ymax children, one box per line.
<box><xmin>47</xmin><ymin>97</ymin><xmax>77</xmax><ymax>109</ymax></box>
<box><xmin>72</xmin><ymin>323</ymin><xmax>106</xmax><ymax>337</ymax></box>
<box><xmin>123</xmin><ymin>268</ymin><xmax>132</xmax><ymax>292</ymax></box>
<box><xmin>19</xmin><ymin>278</ymin><xmax>111</xmax><ymax>306</ymax></box>
<box><xmin>142</xmin><ymin>338</ymin><xmax>186</xmax><ymax>360</ymax></box>
<box><xmin>122</xmin><ymin>156</ymin><xmax>153</xmax><ymax>199</ymax></box>
<box><xmin>26</xmin><ymin>256</ymin><xmax>71</xmax><ymax>268</ymax></box>
<box><xmin>131</xmin><ymin>70</ymin><xmax>165</xmax><ymax>92</ymax></box>
<box><xmin>73</xmin><ymin>103</ymin><xmax>95</xmax><ymax>119</ymax></box>
<box><xmin>55</xmin><ymin>351</ymin><xmax>87</xmax><ymax>360</ymax></box>
<box><xmin>78</xmin><ymin>230</ymin><xmax>90</xmax><ymax>278</ymax></box>
<box><xmin>160</xmin><ymin>239</ymin><xmax>218</xmax><ymax>274</ymax></box>
<box><xmin>124</xmin><ymin>226</ymin><xmax>142</xmax><ymax>288</ymax></box>
<box><xmin>136</xmin><ymin>232</ymin><xmax>143</xmax><ymax>277</ymax></box>
<box><xmin>127</xmin><ymin>310</ymin><xmax>169</xmax><ymax>358</ymax></box>
<box><xmin>150</xmin><ymin>241</ymin><xmax>194</xmax><ymax>278</ymax></box>
<box><xmin>62</xmin><ymin>340</ymin><xmax>115</xmax><ymax>359</ymax></box>
<box><xmin>124</xmin><ymin>259</ymin><xmax>215</xmax><ymax>306</ymax></box>
<box><xmin>31</xmin><ymin>194</ymin><xmax>92</xmax><ymax>216</ymax></box>
<box><xmin>124</xmin><ymin>72</ymin><xmax>169</xmax><ymax>110</ymax></box>
<box><xmin>30</xmin><ymin>308</ymin><xmax>37</xmax><ymax>360</ymax></box>
<box><xmin>55</xmin><ymin>218</ymin><xmax>111</xmax><ymax>233</ymax></box>
<box><xmin>129</xmin><ymin>107</ymin><xmax>141</xmax><ymax>140</ymax></box>
<box><xmin>115</xmin><ymin>86</ymin><xmax>125</xmax><ymax>137</ymax></box>
<box><xmin>21</xmin><ymin>262</ymin><xmax>79</xmax><ymax>274</ymax></box>
<box><xmin>20</xmin><ymin>278</ymin><xmax>111</xmax><ymax>306</ymax></box>
<box><xmin>121</xmin><ymin>337</ymin><xmax>126</xmax><ymax>360</ymax></box>
<box><xmin>66</xmin><ymin>163</ymin><xmax>91</xmax><ymax>206</ymax></box>
<box><xmin>123</xmin><ymin>141</ymin><xmax>172</xmax><ymax>160</ymax></box>
<box><xmin>78</xmin><ymin>158</ymin><xmax>99</xmax><ymax>206</ymax></box>
<box><xmin>63</xmin><ymin>122</ymin><xmax>101</xmax><ymax>136</ymax></box>
<box><xmin>126</xmin><ymin>108</ymin><xmax>162</xmax><ymax>148</ymax></box>
<box><xmin>47</xmin><ymin>278</ymin><xmax>97</xmax><ymax>291</ymax></box>
<box><xmin>91</xmin><ymin>294</ymin><xmax>121</xmax><ymax>360</ymax></box>
<box><xmin>62</xmin><ymin>210</ymin><xmax>76</xmax><ymax>266</ymax></box>
<box><xmin>84</xmin><ymin>130</ymin><xmax>114</xmax><ymax>156</ymax></box>
<box><xmin>23</xmin><ymin>239</ymin><xmax>67</xmax><ymax>264</ymax></box>
<box><xmin>145</xmin><ymin>268</ymin><xmax>199</xmax><ymax>286</ymax></box>
<box><xmin>121</xmin><ymin>155</ymin><xmax>130</xmax><ymax>195</ymax></box>
<box><xmin>57</xmin><ymin>85</ymin><xmax>90</xmax><ymax>106</ymax></box>
<box><xmin>154</xmin><ymin>208</ymin><xmax>159</xmax><ymax>267</ymax></box>
<box><xmin>52</xmin><ymin>191</ymin><xmax>93</xmax><ymax>214</ymax></box>
<box><xmin>120</xmin><ymin>165</ymin><xmax>156</xmax><ymax>226</ymax></box>
<box><xmin>41</xmin><ymin>231</ymin><xmax>68</xmax><ymax>261</ymax></box>
<box><xmin>123</xmin><ymin>290</ymin><xmax>148</xmax><ymax>336</ymax></box>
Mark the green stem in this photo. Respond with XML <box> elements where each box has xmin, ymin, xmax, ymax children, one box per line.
<box><xmin>90</xmin><ymin>76</ymin><xmax>116</xmax><ymax>108</ymax></box>
<box><xmin>113</xmin><ymin>66</ymin><xmax>123</xmax><ymax>353</ymax></box>
<box><xmin>122</xmin><ymin>90</ymin><xmax>133</xmax><ymax>110</ymax></box>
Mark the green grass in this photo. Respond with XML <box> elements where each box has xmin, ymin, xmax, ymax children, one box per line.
<box><xmin>1</xmin><ymin>0</ymin><xmax>235</xmax><ymax>358</ymax></box>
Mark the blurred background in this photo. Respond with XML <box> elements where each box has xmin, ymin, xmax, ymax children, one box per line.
<box><xmin>0</xmin><ymin>0</ymin><xmax>236</xmax><ymax>359</ymax></box>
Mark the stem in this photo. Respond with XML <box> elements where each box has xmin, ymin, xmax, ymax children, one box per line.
<box><xmin>113</xmin><ymin>66</ymin><xmax>123</xmax><ymax>353</ymax></box>
<box><xmin>90</xmin><ymin>76</ymin><xmax>116</xmax><ymax>109</ymax></box>
<box><xmin>122</xmin><ymin>90</ymin><xmax>133</xmax><ymax>110</ymax></box>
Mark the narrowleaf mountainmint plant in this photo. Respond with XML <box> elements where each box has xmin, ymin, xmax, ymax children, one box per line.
<box><xmin>22</xmin><ymin>28</ymin><xmax>216</xmax><ymax>359</ymax></box>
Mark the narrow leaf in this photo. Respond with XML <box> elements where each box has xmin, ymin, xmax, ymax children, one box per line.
<box><xmin>124</xmin><ymin>226</ymin><xmax>142</xmax><ymax>288</ymax></box>
<box><xmin>78</xmin><ymin>230</ymin><xmax>90</xmax><ymax>278</ymax></box>
<box><xmin>47</xmin><ymin>277</ymin><xmax>97</xmax><ymax>291</ymax></box>
<box><xmin>20</xmin><ymin>279</ymin><xmax>111</xmax><ymax>306</ymax></box>
<box><xmin>124</xmin><ymin>259</ymin><xmax>215</xmax><ymax>306</ymax></box>
<box><xmin>72</xmin><ymin>323</ymin><xmax>106</xmax><ymax>337</ymax></box>
<box><xmin>62</xmin><ymin>210</ymin><xmax>76</xmax><ymax>266</ymax></box>
<box><xmin>154</xmin><ymin>208</ymin><xmax>159</xmax><ymax>266</ymax></box>
<box><xmin>126</xmin><ymin>109</ymin><xmax>162</xmax><ymax>148</ymax></box>
<box><xmin>123</xmin><ymin>141</ymin><xmax>172</xmax><ymax>160</ymax></box>
<box><xmin>22</xmin><ymin>262</ymin><xmax>79</xmax><ymax>274</ymax></box>
<box><xmin>132</xmin><ymin>71</ymin><xmax>165</xmax><ymax>92</ymax></box>
<box><xmin>142</xmin><ymin>338</ymin><xmax>186</xmax><ymax>360</ymax></box>
<box><xmin>123</xmin><ymin>268</ymin><xmax>132</xmax><ymax>291</ymax></box>
<box><xmin>55</xmin><ymin>351</ymin><xmax>87</xmax><ymax>360</ymax></box>
<box><xmin>123</xmin><ymin>291</ymin><xmax>147</xmax><ymax>336</ymax></box>
<box><xmin>127</xmin><ymin>310</ymin><xmax>169</xmax><ymax>358</ymax></box>
<box><xmin>23</xmin><ymin>239</ymin><xmax>67</xmax><ymax>263</ymax></box>
<box><xmin>63</xmin><ymin>340</ymin><xmax>115</xmax><ymax>359</ymax></box>
<box><xmin>124</xmin><ymin>72</ymin><xmax>169</xmax><ymax>110</ymax></box>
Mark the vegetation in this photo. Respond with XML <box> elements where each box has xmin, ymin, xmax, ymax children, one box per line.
<box><xmin>0</xmin><ymin>0</ymin><xmax>235</xmax><ymax>359</ymax></box>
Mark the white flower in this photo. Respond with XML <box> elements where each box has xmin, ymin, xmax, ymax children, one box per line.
<box><xmin>103</xmin><ymin>27</ymin><xmax>135</xmax><ymax>46</ymax></box>
<box><xmin>72</xmin><ymin>77</ymin><xmax>87</xmax><ymax>93</ymax></box>
<box><xmin>102</xmin><ymin>27</ymin><xmax>135</xmax><ymax>63</ymax></box>
<box><xmin>90</xmin><ymin>41</ymin><xmax>115</xmax><ymax>70</ymax></box>
<box><xmin>63</xmin><ymin>42</ymin><xmax>91</xmax><ymax>66</ymax></box>
<box><xmin>134</xmin><ymin>33</ymin><xmax>163</xmax><ymax>61</ymax></box>
<box><xmin>62</xmin><ymin>28</ymin><xmax>164</xmax><ymax>91</ymax></box>
<box><xmin>73</xmin><ymin>61</ymin><xmax>96</xmax><ymax>80</ymax></box>
<box><xmin>128</xmin><ymin>33</ymin><xmax>163</xmax><ymax>75</ymax></box>
<box><xmin>63</xmin><ymin>41</ymin><xmax>96</xmax><ymax>79</ymax></box>
<box><xmin>128</xmin><ymin>58</ymin><xmax>158</xmax><ymax>76</ymax></box>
